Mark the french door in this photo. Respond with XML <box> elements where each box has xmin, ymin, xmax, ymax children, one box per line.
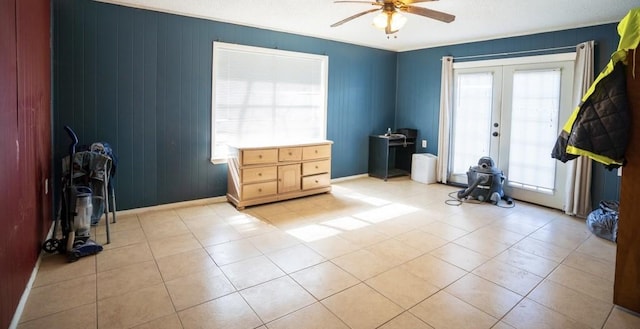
<box><xmin>449</xmin><ymin>55</ymin><xmax>575</xmax><ymax>209</ymax></box>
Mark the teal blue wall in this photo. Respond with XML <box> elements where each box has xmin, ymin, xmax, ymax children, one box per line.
<box><xmin>53</xmin><ymin>0</ymin><xmax>622</xmax><ymax>211</ymax></box>
<box><xmin>52</xmin><ymin>0</ymin><xmax>397</xmax><ymax>210</ymax></box>
<box><xmin>396</xmin><ymin>24</ymin><xmax>622</xmax><ymax>208</ymax></box>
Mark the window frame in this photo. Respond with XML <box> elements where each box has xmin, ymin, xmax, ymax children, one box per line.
<box><xmin>210</xmin><ymin>42</ymin><xmax>329</xmax><ymax>164</ymax></box>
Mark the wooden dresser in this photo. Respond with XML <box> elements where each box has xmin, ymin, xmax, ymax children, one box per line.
<box><xmin>226</xmin><ymin>141</ymin><xmax>333</xmax><ymax>209</ymax></box>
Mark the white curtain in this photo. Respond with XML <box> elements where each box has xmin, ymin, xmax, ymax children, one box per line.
<box><xmin>437</xmin><ymin>56</ymin><xmax>454</xmax><ymax>183</ymax></box>
<box><xmin>564</xmin><ymin>41</ymin><xmax>595</xmax><ymax>217</ymax></box>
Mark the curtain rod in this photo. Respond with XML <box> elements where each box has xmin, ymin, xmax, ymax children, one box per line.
<box><xmin>448</xmin><ymin>44</ymin><xmax>594</xmax><ymax>61</ymax></box>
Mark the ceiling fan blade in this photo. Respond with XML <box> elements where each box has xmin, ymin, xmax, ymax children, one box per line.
<box><xmin>402</xmin><ymin>5</ymin><xmax>455</xmax><ymax>23</ymax></box>
<box><xmin>334</xmin><ymin>1</ymin><xmax>380</xmax><ymax>5</ymax></box>
<box><xmin>404</xmin><ymin>0</ymin><xmax>438</xmax><ymax>4</ymax></box>
<box><xmin>331</xmin><ymin>8</ymin><xmax>381</xmax><ymax>27</ymax></box>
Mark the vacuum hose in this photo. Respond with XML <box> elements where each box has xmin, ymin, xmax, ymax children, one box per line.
<box><xmin>64</xmin><ymin>126</ymin><xmax>79</xmax><ymax>252</ymax></box>
<box><xmin>457</xmin><ymin>175</ymin><xmax>489</xmax><ymax>199</ymax></box>
<box><xmin>64</xmin><ymin>125</ymin><xmax>78</xmax><ymax>157</ymax></box>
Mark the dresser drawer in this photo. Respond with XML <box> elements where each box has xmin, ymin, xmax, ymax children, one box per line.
<box><xmin>226</xmin><ymin>141</ymin><xmax>332</xmax><ymax>209</ymax></box>
<box><xmin>243</xmin><ymin>181</ymin><xmax>277</xmax><ymax>199</ymax></box>
<box><xmin>279</xmin><ymin>147</ymin><xmax>302</xmax><ymax>162</ymax></box>
<box><xmin>243</xmin><ymin>166</ymin><xmax>277</xmax><ymax>184</ymax></box>
<box><xmin>302</xmin><ymin>159</ymin><xmax>330</xmax><ymax>176</ymax></box>
<box><xmin>242</xmin><ymin>149</ymin><xmax>278</xmax><ymax>165</ymax></box>
<box><xmin>302</xmin><ymin>173</ymin><xmax>330</xmax><ymax>190</ymax></box>
<box><xmin>302</xmin><ymin>144</ymin><xmax>331</xmax><ymax>160</ymax></box>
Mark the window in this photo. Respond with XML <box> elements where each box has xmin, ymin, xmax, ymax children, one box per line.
<box><xmin>451</xmin><ymin>71</ymin><xmax>496</xmax><ymax>176</ymax></box>
<box><xmin>211</xmin><ymin>42</ymin><xmax>328</xmax><ymax>163</ymax></box>
<box><xmin>507</xmin><ymin>69</ymin><xmax>562</xmax><ymax>193</ymax></box>
<box><xmin>450</xmin><ymin>53</ymin><xmax>575</xmax><ymax>209</ymax></box>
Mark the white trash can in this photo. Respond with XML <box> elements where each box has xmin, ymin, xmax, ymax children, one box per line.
<box><xmin>411</xmin><ymin>153</ymin><xmax>437</xmax><ymax>184</ymax></box>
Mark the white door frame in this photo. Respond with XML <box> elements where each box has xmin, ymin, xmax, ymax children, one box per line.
<box><xmin>449</xmin><ymin>53</ymin><xmax>576</xmax><ymax>209</ymax></box>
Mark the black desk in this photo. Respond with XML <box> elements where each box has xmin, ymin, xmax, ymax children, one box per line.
<box><xmin>368</xmin><ymin>134</ymin><xmax>416</xmax><ymax>180</ymax></box>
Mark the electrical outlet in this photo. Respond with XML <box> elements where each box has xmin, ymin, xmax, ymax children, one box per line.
<box><xmin>421</xmin><ymin>140</ymin><xmax>427</xmax><ymax>148</ymax></box>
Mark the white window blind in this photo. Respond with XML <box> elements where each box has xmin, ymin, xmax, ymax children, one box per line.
<box><xmin>507</xmin><ymin>69</ymin><xmax>561</xmax><ymax>192</ymax></box>
<box><xmin>211</xmin><ymin>42</ymin><xmax>328</xmax><ymax>162</ymax></box>
<box><xmin>452</xmin><ymin>72</ymin><xmax>494</xmax><ymax>175</ymax></box>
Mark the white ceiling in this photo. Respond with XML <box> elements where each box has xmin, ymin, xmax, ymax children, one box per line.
<box><xmin>98</xmin><ymin>0</ymin><xmax>638</xmax><ymax>52</ymax></box>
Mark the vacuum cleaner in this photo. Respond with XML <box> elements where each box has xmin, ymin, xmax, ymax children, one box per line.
<box><xmin>456</xmin><ymin>156</ymin><xmax>513</xmax><ymax>205</ymax></box>
<box><xmin>42</xmin><ymin>126</ymin><xmax>103</xmax><ymax>262</ymax></box>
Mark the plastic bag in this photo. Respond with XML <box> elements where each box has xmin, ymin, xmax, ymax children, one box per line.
<box><xmin>586</xmin><ymin>201</ymin><xmax>619</xmax><ymax>242</ymax></box>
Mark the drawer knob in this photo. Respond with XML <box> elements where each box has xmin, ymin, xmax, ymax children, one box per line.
<box><xmin>258</xmin><ymin>188</ymin><xmax>262</xmax><ymax>192</ymax></box>
<box><xmin>315</xmin><ymin>180</ymin><xmax>319</xmax><ymax>183</ymax></box>
<box><xmin>315</xmin><ymin>150</ymin><xmax>318</xmax><ymax>153</ymax></box>
<box><xmin>258</xmin><ymin>155</ymin><xmax>262</xmax><ymax>158</ymax></box>
<box><xmin>288</xmin><ymin>152</ymin><xmax>292</xmax><ymax>155</ymax></box>
<box><xmin>258</xmin><ymin>173</ymin><xmax>262</xmax><ymax>176</ymax></box>
<box><xmin>315</xmin><ymin>165</ymin><xmax>318</xmax><ymax>169</ymax></box>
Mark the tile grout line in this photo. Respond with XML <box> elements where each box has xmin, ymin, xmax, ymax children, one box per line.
<box><xmin>19</xmin><ymin>178</ymin><xmax>629</xmax><ymax>328</ymax></box>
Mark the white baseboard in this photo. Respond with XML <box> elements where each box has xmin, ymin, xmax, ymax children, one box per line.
<box><xmin>9</xmin><ymin>247</ymin><xmax>45</xmax><ymax>329</ymax></box>
<box><xmin>331</xmin><ymin>173</ymin><xmax>368</xmax><ymax>183</ymax></box>
<box><xmin>10</xmin><ymin>195</ymin><xmax>230</xmax><ymax>327</ymax></box>
<box><xmin>116</xmin><ymin>174</ymin><xmax>373</xmax><ymax>216</ymax></box>
<box><xmin>11</xmin><ymin>174</ymin><xmax>369</xmax><ymax>327</ymax></box>
<box><xmin>115</xmin><ymin>176</ymin><xmax>369</xmax><ymax>216</ymax></box>
<box><xmin>116</xmin><ymin>196</ymin><xmax>227</xmax><ymax>216</ymax></box>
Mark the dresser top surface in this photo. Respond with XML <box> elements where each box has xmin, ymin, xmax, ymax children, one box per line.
<box><xmin>227</xmin><ymin>140</ymin><xmax>333</xmax><ymax>150</ymax></box>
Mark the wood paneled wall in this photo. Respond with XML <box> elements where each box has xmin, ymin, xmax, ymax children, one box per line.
<box><xmin>396</xmin><ymin>24</ymin><xmax>623</xmax><ymax>209</ymax></box>
<box><xmin>615</xmin><ymin>48</ymin><xmax>640</xmax><ymax>313</ymax></box>
<box><xmin>0</xmin><ymin>0</ymin><xmax>51</xmax><ymax>327</ymax></box>
<box><xmin>52</xmin><ymin>0</ymin><xmax>398</xmax><ymax>210</ymax></box>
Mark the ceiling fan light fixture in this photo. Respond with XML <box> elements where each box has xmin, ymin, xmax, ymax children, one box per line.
<box><xmin>332</xmin><ymin>0</ymin><xmax>455</xmax><ymax>35</ymax></box>
<box><xmin>372</xmin><ymin>11</ymin><xmax>407</xmax><ymax>32</ymax></box>
<box><xmin>372</xmin><ymin>12</ymin><xmax>388</xmax><ymax>29</ymax></box>
<box><xmin>390</xmin><ymin>12</ymin><xmax>407</xmax><ymax>31</ymax></box>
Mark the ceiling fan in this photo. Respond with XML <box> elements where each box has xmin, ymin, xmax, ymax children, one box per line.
<box><xmin>331</xmin><ymin>0</ymin><xmax>455</xmax><ymax>35</ymax></box>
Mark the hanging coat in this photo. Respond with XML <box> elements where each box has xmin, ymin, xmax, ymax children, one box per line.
<box><xmin>552</xmin><ymin>8</ymin><xmax>640</xmax><ymax>168</ymax></box>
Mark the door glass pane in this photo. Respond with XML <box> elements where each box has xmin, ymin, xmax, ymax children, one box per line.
<box><xmin>507</xmin><ymin>69</ymin><xmax>561</xmax><ymax>192</ymax></box>
<box><xmin>452</xmin><ymin>72</ymin><xmax>494</xmax><ymax>175</ymax></box>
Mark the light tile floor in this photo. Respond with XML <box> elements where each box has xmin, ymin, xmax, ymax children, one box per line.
<box><xmin>17</xmin><ymin>176</ymin><xmax>640</xmax><ymax>329</ymax></box>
